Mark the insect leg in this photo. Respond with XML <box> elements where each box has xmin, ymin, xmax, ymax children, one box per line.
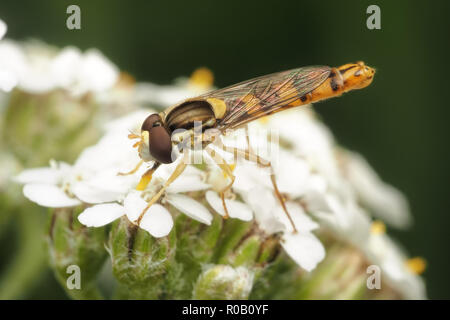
<box><xmin>244</xmin><ymin>125</ymin><xmax>254</xmax><ymax>154</ymax></box>
<box><xmin>229</xmin><ymin>147</ymin><xmax>298</xmax><ymax>233</ymax></box>
<box><xmin>136</xmin><ymin>162</ymin><xmax>161</xmax><ymax>191</ymax></box>
<box><xmin>117</xmin><ymin>159</ymin><xmax>144</xmax><ymax>176</ymax></box>
<box><xmin>205</xmin><ymin>147</ymin><xmax>236</xmax><ymax>219</ymax></box>
<box><xmin>135</xmin><ymin>157</ymin><xmax>187</xmax><ymax>226</ymax></box>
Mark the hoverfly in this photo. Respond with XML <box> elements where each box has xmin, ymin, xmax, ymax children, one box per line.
<box><xmin>124</xmin><ymin>61</ymin><xmax>375</xmax><ymax>231</ymax></box>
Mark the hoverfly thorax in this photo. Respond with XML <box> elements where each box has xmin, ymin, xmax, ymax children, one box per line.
<box><xmin>164</xmin><ymin>100</ymin><xmax>219</xmax><ymax>132</ymax></box>
<box><xmin>140</xmin><ymin>113</ymin><xmax>173</xmax><ymax>164</ymax></box>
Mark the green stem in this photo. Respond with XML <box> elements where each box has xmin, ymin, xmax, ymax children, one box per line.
<box><xmin>0</xmin><ymin>206</ymin><xmax>47</xmax><ymax>299</ymax></box>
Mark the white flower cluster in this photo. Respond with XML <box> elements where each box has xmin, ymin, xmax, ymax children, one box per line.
<box><xmin>6</xmin><ymin>16</ymin><xmax>425</xmax><ymax>298</ymax></box>
<box><xmin>0</xmin><ymin>19</ymin><xmax>6</xmax><ymax>41</ymax></box>
<box><xmin>0</xmin><ymin>19</ymin><xmax>118</xmax><ymax>95</ymax></box>
<box><xmin>16</xmin><ymin>104</ymin><xmax>426</xmax><ymax>298</ymax></box>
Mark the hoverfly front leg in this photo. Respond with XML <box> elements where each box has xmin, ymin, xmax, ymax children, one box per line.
<box><xmin>229</xmin><ymin>147</ymin><xmax>298</xmax><ymax>233</ymax></box>
<box><xmin>134</xmin><ymin>155</ymin><xmax>188</xmax><ymax>226</ymax></box>
<box><xmin>118</xmin><ymin>132</ymin><xmax>147</xmax><ymax>176</ymax></box>
<box><xmin>117</xmin><ymin>159</ymin><xmax>144</xmax><ymax>176</ymax></box>
<box><xmin>136</xmin><ymin>162</ymin><xmax>161</xmax><ymax>191</ymax></box>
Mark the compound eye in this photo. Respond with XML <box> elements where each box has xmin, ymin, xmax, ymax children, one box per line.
<box><xmin>149</xmin><ymin>126</ymin><xmax>173</xmax><ymax>164</ymax></box>
<box><xmin>141</xmin><ymin>114</ymin><xmax>162</xmax><ymax>132</ymax></box>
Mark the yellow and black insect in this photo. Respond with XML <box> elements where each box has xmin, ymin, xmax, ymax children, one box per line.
<box><xmin>125</xmin><ymin>61</ymin><xmax>375</xmax><ymax>230</ymax></box>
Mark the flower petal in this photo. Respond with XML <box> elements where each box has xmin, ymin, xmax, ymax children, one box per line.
<box><xmin>282</xmin><ymin>231</ymin><xmax>325</xmax><ymax>272</ymax></box>
<box><xmin>166</xmin><ymin>175</ymin><xmax>210</xmax><ymax>193</ymax></box>
<box><xmin>50</xmin><ymin>47</ymin><xmax>82</xmax><ymax>89</ymax></box>
<box><xmin>124</xmin><ymin>190</ymin><xmax>147</xmax><ymax>222</ymax></box>
<box><xmin>0</xmin><ymin>69</ymin><xmax>18</xmax><ymax>92</ymax></box>
<box><xmin>344</xmin><ymin>151</ymin><xmax>412</xmax><ymax>228</ymax></box>
<box><xmin>15</xmin><ymin>167</ymin><xmax>62</xmax><ymax>185</ymax></box>
<box><xmin>274</xmin><ymin>151</ymin><xmax>311</xmax><ymax>197</ymax></box>
<box><xmin>166</xmin><ymin>193</ymin><xmax>213</xmax><ymax>225</ymax></box>
<box><xmin>233</xmin><ymin>162</ymin><xmax>271</xmax><ymax>194</ymax></box>
<box><xmin>275</xmin><ymin>201</ymin><xmax>319</xmax><ymax>233</ymax></box>
<box><xmin>0</xmin><ymin>41</ymin><xmax>25</xmax><ymax>92</ymax></box>
<box><xmin>205</xmin><ymin>191</ymin><xmax>253</xmax><ymax>221</ymax></box>
<box><xmin>78</xmin><ymin>203</ymin><xmax>124</xmax><ymax>227</ymax></box>
<box><xmin>0</xmin><ymin>19</ymin><xmax>6</xmax><ymax>40</ymax></box>
<box><xmin>77</xmin><ymin>49</ymin><xmax>119</xmax><ymax>94</ymax></box>
<box><xmin>23</xmin><ymin>183</ymin><xmax>81</xmax><ymax>208</ymax></box>
<box><xmin>139</xmin><ymin>204</ymin><xmax>173</xmax><ymax>237</ymax></box>
<box><xmin>245</xmin><ymin>186</ymin><xmax>285</xmax><ymax>234</ymax></box>
<box><xmin>71</xmin><ymin>181</ymin><xmax>124</xmax><ymax>203</ymax></box>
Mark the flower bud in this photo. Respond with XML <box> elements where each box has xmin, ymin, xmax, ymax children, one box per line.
<box><xmin>193</xmin><ymin>264</ymin><xmax>254</xmax><ymax>300</ymax></box>
<box><xmin>48</xmin><ymin>207</ymin><xmax>107</xmax><ymax>299</ymax></box>
<box><xmin>108</xmin><ymin>216</ymin><xmax>176</xmax><ymax>299</ymax></box>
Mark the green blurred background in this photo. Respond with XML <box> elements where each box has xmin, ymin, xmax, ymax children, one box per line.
<box><xmin>0</xmin><ymin>0</ymin><xmax>449</xmax><ymax>299</ymax></box>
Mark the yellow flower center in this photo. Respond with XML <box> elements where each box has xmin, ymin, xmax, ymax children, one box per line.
<box><xmin>370</xmin><ymin>220</ymin><xmax>386</xmax><ymax>235</ymax></box>
<box><xmin>405</xmin><ymin>257</ymin><xmax>426</xmax><ymax>275</ymax></box>
<box><xmin>116</xmin><ymin>72</ymin><xmax>135</xmax><ymax>88</ymax></box>
<box><xmin>189</xmin><ymin>67</ymin><xmax>214</xmax><ymax>88</ymax></box>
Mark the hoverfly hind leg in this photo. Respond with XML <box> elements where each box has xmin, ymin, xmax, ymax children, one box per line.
<box><xmin>220</xmin><ymin>192</ymin><xmax>230</xmax><ymax>219</ymax></box>
<box><xmin>205</xmin><ymin>147</ymin><xmax>236</xmax><ymax>219</ymax></box>
<box><xmin>270</xmin><ymin>171</ymin><xmax>298</xmax><ymax>233</ymax></box>
<box><xmin>227</xmin><ymin>147</ymin><xmax>298</xmax><ymax>233</ymax></box>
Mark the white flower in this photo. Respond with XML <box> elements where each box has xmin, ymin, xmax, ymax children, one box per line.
<box><xmin>134</xmin><ymin>67</ymin><xmax>215</xmax><ymax>108</ymax></box>
<box><xmin>0</xmin><ymin>18</ymin><xmax>10</xmax><ymax>91</ymax></box>
<box><xmin>0</xmin><ymin>40</ymin><xmax>22</xmax><ymax>92</ymax></box>
<box><xmin>0</xmin><ymin>40</ymin><xmax>118</xmax><ymax>94</ymax></box>
<box><xmin>254</xmin><ymin>108</ymin><xmax>344</xmax><ymax>191</ymax></box>
<box><xmin>63</xmin><ymin>48</ymin><xmax>119</xmax><ymax>96</ymax></box>
<box><xmin>245</xmin><ymin>186</ymin><xmax>325</xmax><ymax>272</ymax></box>
<box><xmin>365</xmin><ymin>222</ymin><xmax>427</xmax><ymax>299</ymax></box>
<box><xmin>15</xmin><ymin>161</ymin><xmax>81</xmax><ymax>208</ymax></box>
<box><xmin>16</xmin><ymin>110</ymin><xmax>218</xmax><ymax>237</ymax></box>
<box><xmin>205</xmin><ymin>191</ymin><xmax>253</xmax><ymax>221</ymax></box>
<box><xmin>304</xmin><ymin>190</ymin><xmax>372</xmax><ymax>248</ymax></box>
<box><xmin>220</xmin><ymin>127</ymin><xmax>320</xmax><ymax>199</ymax></box>
<box><xmin>204</xmin><ymin>165</ymin><xmax>253</xmax><ymax>221</ymax></box>
<box><xmin>0</xmin><ymin>19</ymin><xmax>6</xmax><ymax>40</ymax></box>
<box><xmin>134</xmin><ymin>82</ymin><xmax>199</xmax><ymax>108</ymax></box>
<box><xmin>77</xmin><ymin>160</ymin><xmax>214</xmax><ymax>237</ymax></box>
<box><xmin>78</xmin><ymin>191</ymin><xmax>174</xmax><ymax>238</ymax></box>
<box><xmin>233</xmin><ymin>108</ymin><xmax>418</xmax><ymax>277</ymax></box>
<box><xmin>14</xmin><ymin>110</ymin><xmax>147</xmax><ymax>206</ymax></box>
<box><xmin>15</xmin><ymin>116</ymin><xmax>143</xmax><ymax>208</ymax></box>
<box><xmin>339</xmin><ymin>150</ymin><xmax>412</xmax><ymax>228</ymax></box>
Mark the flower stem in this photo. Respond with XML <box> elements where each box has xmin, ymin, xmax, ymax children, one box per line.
<box><xmin>0</xmin><ymin>205</ymin><xmax>47</xmax><ymax>299</ymax></box>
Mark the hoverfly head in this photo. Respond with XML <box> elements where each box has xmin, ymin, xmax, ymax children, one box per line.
<box><xmin>140</xmin><ymin>113</ymin><xmax>174</xmax><ymax>164</ymax></box>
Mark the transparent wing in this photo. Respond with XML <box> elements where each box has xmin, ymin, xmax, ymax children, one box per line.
<box><xmin>199</xmin><ymin>66</ymin><xmax>331</xmax><ymax>130</ymax></box>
